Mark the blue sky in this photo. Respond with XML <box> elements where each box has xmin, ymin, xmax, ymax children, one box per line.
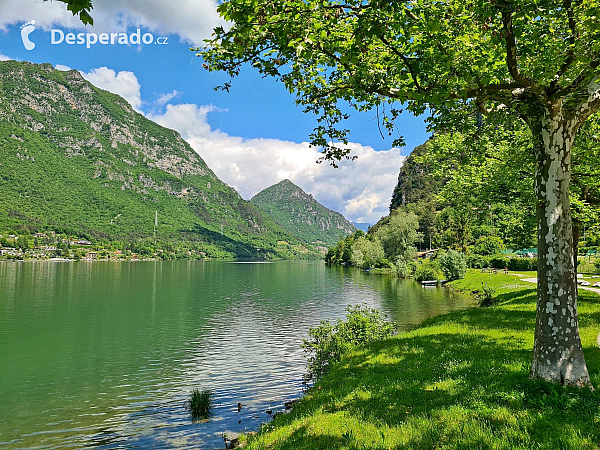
<box><xmin>0</xmin><ymin>0</ymin><xmax>430</xmax><ymax>223</ymax></box>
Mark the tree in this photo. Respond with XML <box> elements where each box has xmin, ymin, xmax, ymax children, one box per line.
<box><xmin>45</xmin><ymin>0</ymin><xmax>94</xmax><ymax>25</ymax></box>
<box><xmin>439</xmin><ymin>249</ymin><xmax>467</xmax><ymax>281</ymax></box>
<box><xmin>351</xmin><ymin>236</ymin><xmax>385</xmax><ymax>269</ymax></box>
<box><xmin>202</xmin><ymin>0</ymin><xmax>600</xmax><ymax>386</ymax></box>
<box><xmin>374</xmin><ymin>209</ymin><xmax>421</xmax><ymax>261</ymax></box>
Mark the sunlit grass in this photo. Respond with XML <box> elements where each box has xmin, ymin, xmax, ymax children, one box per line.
<box><xmin>243</xmin><ymin>270</ymin><xmax>600</xmax><ymax>449</ymax></box>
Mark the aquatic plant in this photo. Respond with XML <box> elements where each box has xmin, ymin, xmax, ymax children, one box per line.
<box><xmin>187</xmin><ymin>388</ymin><xmax>213</xmax><ymax>421</ymax></box>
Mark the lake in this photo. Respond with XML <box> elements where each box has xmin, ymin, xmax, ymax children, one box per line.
<box><xmin>0</xmin><ymin>261</ymin><xmax>473</xmax><ymax>449</ymax></box>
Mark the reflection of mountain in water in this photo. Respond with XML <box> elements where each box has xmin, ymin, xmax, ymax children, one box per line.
<box><xmin>0</xmin><ymin>261</ymin><xmax>472</xmax><ymax>448</ymax></box>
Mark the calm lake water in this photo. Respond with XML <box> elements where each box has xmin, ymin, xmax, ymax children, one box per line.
<box><xmin>0</xmin><ymin>261</ymin><xmax>473</xmax><ymax>449</ymax></box>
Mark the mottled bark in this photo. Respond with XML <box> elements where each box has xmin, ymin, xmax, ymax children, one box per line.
<box><xmin>573</xmin><ymin>219</ymin><xmax>580</xmax><ymax>276</ymax></box>
<box><xmin>529</xmin><ymin>107</ymin><xmax>592</xmax><ymax>387</ymax></box>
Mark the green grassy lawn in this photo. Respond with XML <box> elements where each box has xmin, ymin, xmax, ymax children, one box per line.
<box><xmin>242</xmin><ymin>270</ymin><xmax>600</xmax><ymax>449</ymax></box>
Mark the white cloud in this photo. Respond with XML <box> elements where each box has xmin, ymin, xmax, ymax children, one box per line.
<box><xmin>156</xmin><ymin>90</ymin><xmax>181</xmax><ymax>105</ymax></box>
<box><xmin>0</xmin><ymin>0</ymin><xmax>226</xmax><ymax>45</ymax></box>
<box><xmin>0</xmin><ymin>53</ymin><xmax>12</xmax><ymax>61</ymax></box>
<box><xmin>54</xmin><ymin>64</ymin><xmax>71</xmax><ymax>71</ymax></box>
<box><xmin>81</xmin><ymin>67</ymin><xmax>142</xmax><ymax>111</ymax></box>
<box><xmin>149</xmin><ymin>103</ymin><xmax>404</xmax><ymax>224</ymax></box>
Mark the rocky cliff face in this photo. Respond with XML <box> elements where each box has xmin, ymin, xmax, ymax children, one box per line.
<box><xmin>251</xmin><ymin>179</ymin><xmax>356</xmax><ymax>246</ymax></box>
<box><xmin>0</xmin><ymin>61</ymin><xmax>316</xmax><ymax>259</ymax></box>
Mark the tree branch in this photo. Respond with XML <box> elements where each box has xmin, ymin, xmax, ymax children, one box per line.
<box><xmin>501</xmin><ymin>11</ymin><xmax>536</xmax><ymax>90</ymax></box>
<box><xmin>553</xmin><ymin>0</ymin><xmax>578</xmax><ymax>83</ymax></box>
<box><xmin>552</xmin><ymin>56</ymin><xmax>600</xmax><ymax>99</ymax></box>
<box><xmin>570</xmin><ymin>78</ymin><xmax>600</xmax><ymax>130</ymax></box>
<box><xmin>376</xmin><ymin>34</ymin><xmax>422</xmax><ymax>92</ymax></box>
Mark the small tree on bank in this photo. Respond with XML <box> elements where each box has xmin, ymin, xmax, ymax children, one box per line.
<box><xmin>202</xmin><ymin>0</ymin><xmax>600</xmax><ymax>387</ymax></box>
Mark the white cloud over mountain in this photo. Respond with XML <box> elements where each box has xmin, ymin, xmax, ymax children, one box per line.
<box><xmin>149</xmin><ymin>103</ymin><xmax>404</xmax><ymax>224</ymax></box>
<box><xmin>0</xmin><ymin>0</ymin><xmax>225</xmax><ymax>45</ymax></box>
<box><xmin>51</xmin><ymin>64</ymin><xmax>404</xmax><ymax>223</ymax></box>
<box><xmin>80</xmin><ymin>67</ymin><xmax>142</xmax><ymax>111</ymax></box>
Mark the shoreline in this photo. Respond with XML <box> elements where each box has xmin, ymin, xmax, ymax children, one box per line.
<box><xmin>236</xmin><ymin>270</ymin><xmax>600</xmax><ymax>449</ymax></box>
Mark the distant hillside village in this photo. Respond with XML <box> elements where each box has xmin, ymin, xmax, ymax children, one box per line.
<box><xmin>0</xmin><ymin>231</ymin><xmax>207</xmax><ymax>261</ymax></box>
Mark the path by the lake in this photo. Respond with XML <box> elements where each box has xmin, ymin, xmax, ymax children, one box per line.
<box><xmin>517</xmin><ymin>276</ymin><xmax>600</xmax><ymax>295</ymax></box>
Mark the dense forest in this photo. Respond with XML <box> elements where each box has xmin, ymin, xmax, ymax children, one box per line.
<box><xmin>251</xmin><ymin>179</ymin><xmax>356</xmax><ymax>247</ymax></box>
<box><xmin>327</xmin><ymin>113</ymin><xmax>600</xmax><ymax>279</ymax></box>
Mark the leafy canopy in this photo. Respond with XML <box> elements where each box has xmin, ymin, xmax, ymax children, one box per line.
<box><xmin>45</xmin><ymin>0</ymin><xmax>94</xmax><ymax>25</ymax></box>
<box><xmin>201</xmin><ymin>0</ymin><xmax>600</xmax><ymax>161</ymax></box>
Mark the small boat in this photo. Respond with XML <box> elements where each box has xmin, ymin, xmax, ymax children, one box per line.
<box><xmin>421</xmin><ymin>280</ymin><xmax>438</xmax><ymax>286</ymax></box>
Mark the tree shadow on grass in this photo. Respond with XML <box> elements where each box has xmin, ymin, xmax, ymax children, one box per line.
<box><xmin>256</xmin><ymin>318</ymin><xmax>600</xmax><ymax>449</ymax></box>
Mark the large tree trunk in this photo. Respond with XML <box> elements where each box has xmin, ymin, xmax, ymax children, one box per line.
<box><xmin>573</xmin><ymin>219</ymin><xmax>580</xmax><ymax>276</ymax></box>
<box><xmin>529</xmin><ymin>107</ymin><xmax>592</xmax><ymax>387</ymax></box>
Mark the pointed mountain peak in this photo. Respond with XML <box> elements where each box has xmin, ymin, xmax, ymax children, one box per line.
<box><xmin>251</xmin><ymin>180</ymin><xmax>356</xmax><ymax>246</ymax></box>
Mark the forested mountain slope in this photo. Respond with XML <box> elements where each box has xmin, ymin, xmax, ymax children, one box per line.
<box><xmin>251</xmin><ymin>179</ymin><xmax>356</xmax><ymax>247</ymax></box>
<box><xmin>0</xmin><ymin>61</ymin><xmax>317</xmax><ymax>259</ymax></box>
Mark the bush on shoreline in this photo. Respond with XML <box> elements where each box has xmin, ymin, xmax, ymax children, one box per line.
<box><xmin>301</xmin><ymin>305</ymin><xmax>395</xmax><ymax>384</ymax></box>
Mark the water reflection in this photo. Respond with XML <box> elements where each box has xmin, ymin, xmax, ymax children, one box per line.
<box><xmin>0</xmin><ymin>261</ymin><xmax>473</xmax><ymax>448</ymax></box>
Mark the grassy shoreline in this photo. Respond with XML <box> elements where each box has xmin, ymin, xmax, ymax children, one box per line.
<box><xmin>240</xmin><ymin>270</ymin><xmax>600</xmax><ymax>449</ymax></box>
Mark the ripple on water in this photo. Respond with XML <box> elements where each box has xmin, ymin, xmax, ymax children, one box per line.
<box><xmin>0</xmin><ymin>261</ymin><xmax>473</xmax><ymax>448</ymax></box>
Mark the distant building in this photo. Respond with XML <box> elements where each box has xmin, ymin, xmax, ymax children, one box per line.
<box><xmin>417</xmin><ymin>249</ymin><xmax>437</xmax><ymax>259</ymax></box>
<box><xmin>72</xmin><ymin>240</ymin><xmax>92</xmax><ymax>246</ymax></box>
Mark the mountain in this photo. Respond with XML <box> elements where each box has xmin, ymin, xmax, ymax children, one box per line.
<box><xmin>0</xmin><ymin>60</ymin><xmax>318</xmax><ymax>259</ymax></box>
<box><xmin>250</xmin><ymin>179</ymin><xmax>356</xmax><ymax>247</ymax></box>
<box><xmin>389</xmin><ymin>142</ymin><xmax>442</xmax><ymax>212</ymax></box>
<box><xmin>352</xmin><ymin>222</ymin><xmax>371</xmax><ymax>232</ymax></box>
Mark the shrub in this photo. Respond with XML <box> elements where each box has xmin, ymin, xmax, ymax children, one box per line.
<box><xmin>414</xmin><ymin>260</ymin><xmax>441</xmax><ymax>282</ymax></box>
<box><xmin>489</xmin><ymin>255</ymin><xmax>510</xmax><ymax>269</ymax></box>
<box><xmin>187</xmin><ymin>389</ymin><xmax>213</xmax><ymax>421</ymax></box>
<box><xmin>395</xmin><ymin>257</ymin><xmax>413</xmax><ymax>278</ymax></box>
<box><xmin>466</xmin><ymin>254</ymin><xmax>490</xmax><ymax>269</ymax></box>
<box><xmin>375</xmin><ymin>258</ymin><xmax>393</xmax><ymax>269</ymax></box>
<box><xmin>474</xmin><ymin>235</ymin><xmax>505</xmax><ymax>256</ymax></box>
<box><xmin>507</xmin><ymin>257</ymin><xmax>538</xmax><ymax>272</ymax></box>
<box><xmin>302</xmin><ymin>305</ymin><xmax>395</xmax><ymax>383</ymax></box>
<box><xmin>478</xmin><ymin>284</ymin><xmax>498</xmax><ymax>307</ymax></box>
<box><xmin>438</xmin><ymin>250</ymin><xmax>467</xmax><ymax>280</ymax></box>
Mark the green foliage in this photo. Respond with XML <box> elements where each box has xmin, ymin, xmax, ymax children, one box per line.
<box><xmin>186</xmin><ymin>389</ymin><xmax>213</xmax><ymax>421</ymax></box>
<box><xmin>438</xmin><ymin>250</ymin><xmax>467</xmax><ymax>281</ymax></box>
<box><xmin>477</xmin><ymin>284</ymin><xmax>498</xmax><ymax>307</ymax></box>
<box><xmin>508</xmin><ymin>257</ymin><xmax>538</xmax><ymax>272</ymax></box>
<box><xmin>414</xmin><ymin>260</ymin><xmax>441</xmax><ymax>282</ymax></box>
<box><xmin>325</xmin><ymin>232</ymin><xmax>360</xmax><ymax>265</ymax></box>
<box><xmin>350</xmin><ymin>237</ymin><xmax>385</xmax><ymax>269</ymax></box>
<box><xmin>0</xmin><ymin>61</ymin><xmax>320</xmax><ymax>260</ymax></box>
<box><xmin>374</xmin><ymin>210</ymin><xmax>421</xmax><ymax>260</ymax></box>
<box><xmin>466</xmin><ymin>254</ymin><xmax>491</xmax><ymax>269</ymax></box>
<box><xmin>251</xmin><ymin>179</ymin><xmax>356</xmax><ymax>246</ymax></box>
<box><xmin>328</xmin><ymin>207</ymin><xmax>421</xmax><ymax>271</ymax></box>
<box><xmin>394</xmin><ymin>257</ymin><xmax>414</xmax><ymax>278</ymax></box>
<box><xmin>201</xmin><ymin>0</ymin><xmax>600</xmax><ymax>165</ymax></box>
<box><xmin>45</xmin><ymin>0</ymin><xmax>93</xmax><ymax>25</ymax></box>
<box><xmin>302</xmin><ymin>305</ymin><xmax>395</xmax><ymax>384</ymax></box>
<box><xmin>474</xmin><ymin>236</ymin><xmax>506</xmax><ymax>256</ymax></box>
